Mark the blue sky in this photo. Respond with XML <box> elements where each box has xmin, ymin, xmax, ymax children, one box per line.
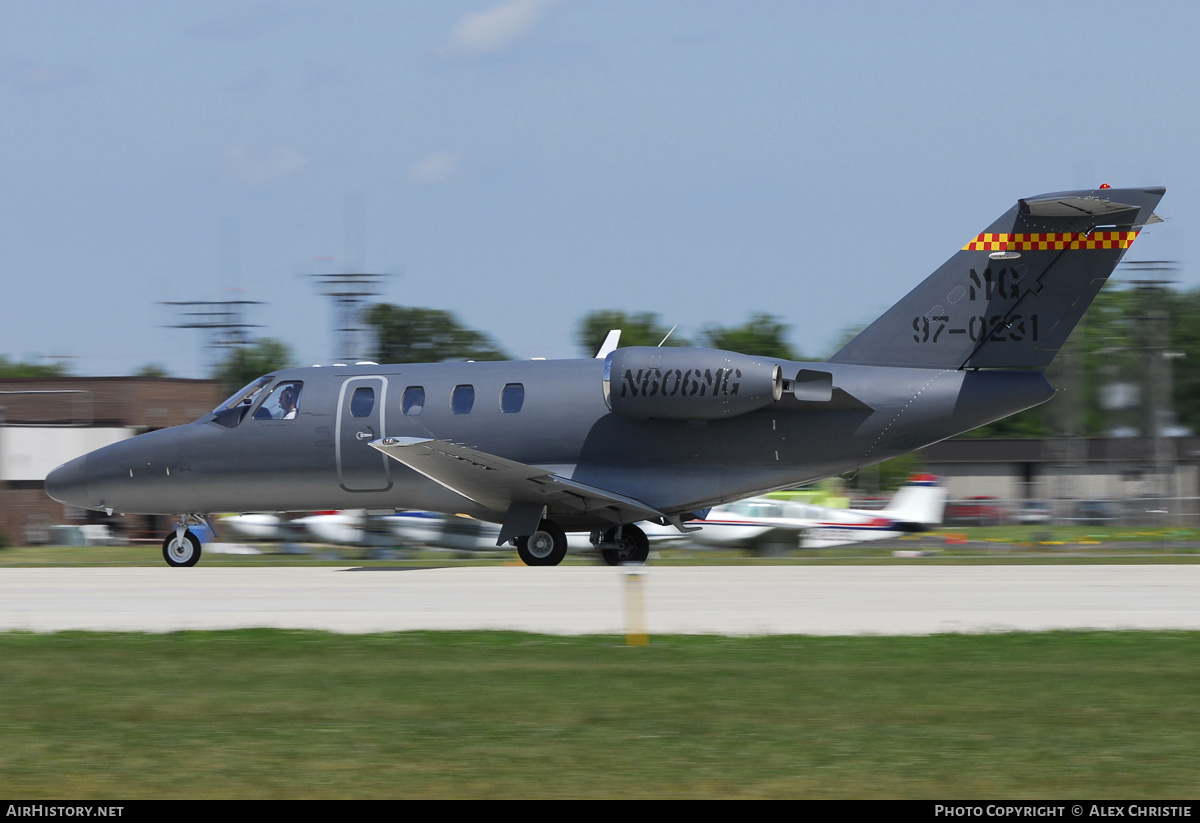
<box><xmin>2</xmin><ymin>1</ymin><xmax>1196</xmax><ymax>377</ymax></box>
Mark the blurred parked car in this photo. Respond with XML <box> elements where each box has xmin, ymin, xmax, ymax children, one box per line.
<box><xmin>1011</xmin><ymin>500</ymin><xmax>1052</xmax><ymax>525</ymax></box>
<box><xmin>1073</xmin><ymin>500</ymin><xmax>1115</xmax><ymax>524</ymax></box>
<box><xmin>946</xmin><ymin>496</ymin><xmax>1007</xmax><ymax>526</ymax></box>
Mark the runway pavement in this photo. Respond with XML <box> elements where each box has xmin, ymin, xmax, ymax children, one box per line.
<box><xmin>1</xmin><ymin>565</ymin><xmax>1197</xmax><ymax>635</ymax></box>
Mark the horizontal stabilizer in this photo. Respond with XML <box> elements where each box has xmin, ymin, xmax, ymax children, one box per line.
<box><xmin>1018</xmin><ymin>194</ymin><xmax>1139</xmax><ymax>218</ymax></box>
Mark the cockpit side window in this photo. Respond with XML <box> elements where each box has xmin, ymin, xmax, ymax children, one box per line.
<box><xmin>214</xmin><ymin>376</ymin><xmax>274</xmax><ymax>413</ymax></box>
<box><xmin>254</xmin><ymin>381</ymin><xmax>304</xmax><ymax>420</ymax></box>
<box><xmin>210</xmin><ymin>375</ymin><xmax>275</xmax><ymax>427</ymax></box>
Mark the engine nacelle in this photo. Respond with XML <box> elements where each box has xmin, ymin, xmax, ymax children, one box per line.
<box><xmin>603</xmin><ymin>347</ymin><xmax>784</xmax><ymax>420</ymax></box>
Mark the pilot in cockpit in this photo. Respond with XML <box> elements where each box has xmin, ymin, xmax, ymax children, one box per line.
<box><xmin>253</xmin><ymin>382</ymin><xmax>302</xmax><ymax>420</ymax></box>
<box><xmin>278</xmin><ymin>385</ymin><xmax>299</xmax><ymax>419</ymax></box>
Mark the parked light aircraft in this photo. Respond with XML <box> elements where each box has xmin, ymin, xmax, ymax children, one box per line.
<box><xmin>673</xmin><ymin>475</ymin><xmax>947</xmax><ymax>552</ymax></box>
<box><xmin>222</xmin><ymin>509</ymin><xmax>505</xmax><ymax>552</ymax></box>
<box><xmin>219</xmin><ymin>513</ymin><xmax>302</xmax><ymax>542</ymax></box>
<box><xmin>295</xmin><ymin>509</ymin><xmax>494</xmax><ymax>551</ymax></box>
<box><xmin>45</xmin><ymin>186</ymin><xmax>1166</xmax><ymax>567</ymax></box>
<box><xmin>296</xmin><ymin>510</ymin><xmax>447</xmax><ymax>548</ymax></box>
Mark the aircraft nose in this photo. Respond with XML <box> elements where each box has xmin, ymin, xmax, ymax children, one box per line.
<box><xmin>45</xmin><ymin>455</ymin><xmax>94</xmax><ymax>509</ymax></box>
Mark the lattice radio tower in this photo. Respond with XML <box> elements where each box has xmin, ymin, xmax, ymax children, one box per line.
<box><xmin>1123</xmin><ymin>260</ymin><xmax>1181</xmax><ymax>499</ymax></box>
<box><xmin>309</xmin><ymin>197</ymin><xmax>389</xmax><ymax>363</ymax></box>
<box><xmin>163</xmin><ymin>296</ymin><xmax>263</xmax><ymax>373</ymax></box>
<box><xmin>309</xmin><ymin>272</ymin><xmax>387</xmax><ymax>363</ymax></box>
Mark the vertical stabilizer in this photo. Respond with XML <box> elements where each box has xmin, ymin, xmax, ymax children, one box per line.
<box><xmin>880</xmin><ymin>475</ymin><xmax>948</xmax><ymax>530</ymax></box>
<box><xmin>829</xmin><ymin>186</ymin><xmax>1166</xmax><ymax>369</ymax></box>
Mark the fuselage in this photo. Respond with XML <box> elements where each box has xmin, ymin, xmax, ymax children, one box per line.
<box><xmin>45</xmin><ymin>356</ymin><xmax>1053</xmax><ymax>530</ymax></box>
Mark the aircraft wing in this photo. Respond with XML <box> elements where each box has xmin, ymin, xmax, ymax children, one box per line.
<box><xmin>368</xmin><ymin>437</ymin><xmax>667</xmax><ymax>526</ymax></box>
<box><xmin>800</xmin><ymin>523</ymin><xmax>905</xmax><ymax>549</ymax></box>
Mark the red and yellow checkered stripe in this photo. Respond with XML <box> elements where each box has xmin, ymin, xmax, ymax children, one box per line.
<box><xmin>962</xmin><ymin>231</ymin><xmax>1138</xmax><ymax>251</ymax></box>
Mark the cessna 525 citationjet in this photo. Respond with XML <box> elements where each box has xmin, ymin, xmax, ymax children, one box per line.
<box><xmin>46</xmin><ymin>185</ymin><xmax>1166</xmax><ymax>567</ymax></box>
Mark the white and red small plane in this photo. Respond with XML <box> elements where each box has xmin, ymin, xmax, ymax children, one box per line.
<box><xmin>669</xmin><ymin>475</ymin><xmax>947</xmax><ymax>552</ymax></box>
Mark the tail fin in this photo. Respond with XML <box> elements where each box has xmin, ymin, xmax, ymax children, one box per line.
<box><xmin>880</xmin><ymin>475</ymin><xmax>948</xmax><ymax>530</ymax></box>
<box><xmin>829</xmin><ymin>186</ymin><xmax>1166</xmax><ymax>369</ymax></box>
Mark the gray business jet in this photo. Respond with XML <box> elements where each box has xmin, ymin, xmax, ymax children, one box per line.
<box><xmin>46</xmin><ymin>186</ymin><xmax>1166</xmax><ymax>567</ymax></box>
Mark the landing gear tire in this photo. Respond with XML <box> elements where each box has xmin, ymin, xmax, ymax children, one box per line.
<box><xmin>600</xmin><ymin>524</ymin><xmax>649</xmax><ymax>566</ymax></box>
<box><xmin>516</xmin><ymin>520</ymin><xmax>568</xmax><ymax>566</ymax></box>
<box><xmin>162</xmin><ymin>530</ymin><xmax>202</xmax><ymax>567</ymax></box>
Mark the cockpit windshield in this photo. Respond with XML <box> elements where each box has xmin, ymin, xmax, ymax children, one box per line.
<box><xmin>213</xmin><ymin>376</ymin><xmax>274</xmax><ymax>413</ymax></box>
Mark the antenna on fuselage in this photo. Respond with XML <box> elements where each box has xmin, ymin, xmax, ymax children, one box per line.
<box><xmin>657</xmin><ymin>325</ymin><xmax>678</xmax><ymax>347</ymax></box>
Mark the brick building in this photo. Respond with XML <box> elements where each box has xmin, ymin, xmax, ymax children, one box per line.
<box><xmin>0</xmin><ymin>377</ymin><xmax>222</xmax><ymax>544</ymax></box>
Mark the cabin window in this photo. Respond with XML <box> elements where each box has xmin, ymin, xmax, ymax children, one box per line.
<box><xmin>500</xmin><ymin>383</ymin><xmax>524</xmax><ymax>413</ymax></box>
<box><xmin>402</xmin><ymin>386</ymin><xmax>425</xmax><ymax>415</ymax></box>
<box><xmin>451</xmin><ymin>384</ymin><xmax>475</xmax><ymax>414</ymax></box>
<box><xmin>350</xmin><ymin>386</ymin><xmax>375</xmax><ymax>418</ymax></box>
<box><xmin>254</xmin><ymin>381</ymin><xmax>303</xmax><ymax>420</ymax></box>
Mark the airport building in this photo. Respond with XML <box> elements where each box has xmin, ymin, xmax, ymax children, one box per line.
<box><xmin>916</xmin><ymin>436</ymin><xmax>1200</xmax><ymax>525</ymax></box>
<box><xmin>0</xmin><ymin>377</ymin><xmax>221</xmax><ymax>544</ymax></box>
<box><xmin>917</xmin><ymin>437</ymin><xmax>1200</xmax><ymax>501</ymax></box>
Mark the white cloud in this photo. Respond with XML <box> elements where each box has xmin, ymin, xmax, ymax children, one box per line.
<box><xmin>408</xmin><ymin>151</ymin><xmax>460</xmax><ymax>186</ymax></box>
<box><xmin>222</xmin><ymin>144</ymin><xmax>310</xmax><ymax>187</ymax></box>
<box><xmin>444</xmin><ymin>0</ymin><xmax>560</xmax><ymax>58</ymax></box>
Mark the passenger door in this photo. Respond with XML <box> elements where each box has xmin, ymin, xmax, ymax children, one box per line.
<box><xmin>336</xmin><ymin>376</ymin><xmax>392</xmax><ymax>492</ymax></box>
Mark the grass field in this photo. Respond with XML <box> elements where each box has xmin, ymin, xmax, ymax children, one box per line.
<box><xmin>3</xmin><ymin>630</ymin><xmax>1199</xmax><ymax>798</ymax></box>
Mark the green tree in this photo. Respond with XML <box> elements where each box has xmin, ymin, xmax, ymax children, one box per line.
<box><xmin>1167</xmin><ymin>288</ymin><xmax>1200</xmax><ymax>435</ymax></box>
<box><xmin>0</xmin><ymin>356</ymin><xmax>67</xmax><ymax>378</ymax></box>
<box><xmin>699</xmin><ymin>313</ymin><xmax>799</xmax><ymax>359</ymax></box>
<box><xmin>367</xmin><ymin>305</ymin><xmax>508</xmax><ymax>364</ymax></box>
<box><xmin>576</xmin><ymin>311</ymin><xmax>689</xmax><ymax>356</ymax></box>
<box><xmin>961</xmin><ymin>283</ymin><xmax>1143</xmax><ymax>438</ymax></box>
<box><xmin>1072</xmin><ymin>284</ymin><xmax>1141</xmax><ymax>436</ymax></box>
<box><xmin>213</xmin><ymin>338</ymin><xmax>295</xmax><ymax>394</ymax></box>
<box><xmin>825</xmin><ymin>325</ymin><xmax>867</xmax><ymax>360</ymax></box>
<box><xmin>958</xmin><ymin>406</ymin><xmax>1049</xmax><ymax>438</ymax></box>
<box><xmin>135</xmin><ymin>363</ymin><xmax>170</xmax><ymax>378</ymax></box>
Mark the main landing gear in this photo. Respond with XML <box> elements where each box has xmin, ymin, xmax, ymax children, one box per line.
<box><xmin>516</xmin><ymin>520</ymin><xmax>568</xmax><ymax>566</ymax></box>
<box><xmin>596</xmin><ymin>524</ymin><xmax>649</xmax><ymax>566</ymax></box>
<box><xmin>514</xmin><ymin>521</ymin><xmax>651</xmax><ymax>567</ymax></box>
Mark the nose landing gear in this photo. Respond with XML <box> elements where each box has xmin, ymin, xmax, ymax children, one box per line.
<box><xmin>162</xmin><ymin>517</ymin><xmax>207</xmax><ymax>567</ymax></box>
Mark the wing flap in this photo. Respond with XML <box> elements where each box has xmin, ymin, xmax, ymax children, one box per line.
<box><xmin>368</xmin><ymin>437</ymin><xmax>666</xmax><ymax>524</ymax></box>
